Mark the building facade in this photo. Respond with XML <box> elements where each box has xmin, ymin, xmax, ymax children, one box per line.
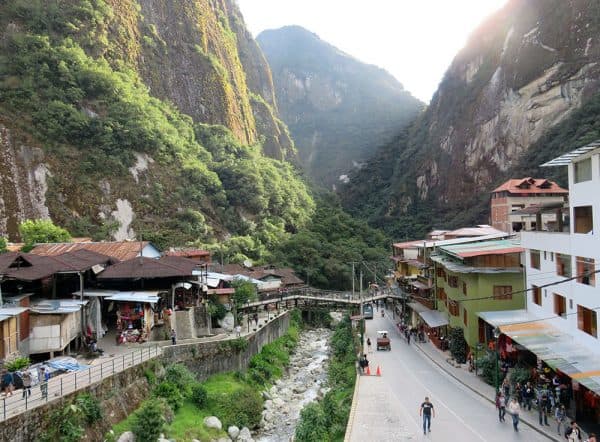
<box><xmin>521</xmin><ymin>142</ymin><xmax>600</xmax><ymax>350</ymax></box>
<box><xmin>432</xmin><ymin>240</ymin><xmax>525</xmax><ymax>348</ymax></box>
<box><xmin>490</xmin><ymin>178</ymin><xmax>568</xmax><ymax>234</ymax></box>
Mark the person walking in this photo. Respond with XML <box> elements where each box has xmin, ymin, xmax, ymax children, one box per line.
<box><xmin>366</xmin><ymin>337</ymin><xmax>372</xmax><ymax>353</ymax></box>
<box><xmin>555</xmin><ymin>404</ymin><xmax>567</xmax><ymax>435</ymax></box>
<box><xmin>419</xmin><ymin>396</ymin><xmax>435</xmax><ymax>434</ymax></box>
<box><xmin>235</xmin><ymin>324</ymin><xmax>241</xmax><ymax>337</ymax></box>
<box><xmin>496</xmin><ymin>391</ymin><xmax>507</xmax><ymax>422</ymax></box>
<box><xmin>39</xmin><ymin>367</ymin><xmax>49</xmax><ymax>400</ymax></box>
<box><xmin>539</xmin><ymin>388</ymin><xmax>549</xmax><ymax>426</ymax></box>
<box><xmin>1</xmin><ymin>369</ymin><xmax>14</xmax><ymax>397</ymax></box>
<box><xmin>565</xmin><ymin>421</ymin><xmax>582</xmax><ymax>441</ymax></box>
<box><xmin>170</xmin><ymin>328</ymin><xmax>177</xmax><ymax>345</ymax></box>
<box><xmin>508</xmin><ymin>396</ymin><xmax>521</xmax><ymax>431</ymax></box>
<box><xmin>21</xmin><ymin>370</ymin><xmax>32</xmax><ymax>398</ymax></box>
<box><xmin>502</xmin><ymin>377</ymin><xmax>511</xmax><ymax>398</ymax></box>
<box><xmin>523</xmin><ymin>382</ymin><xmax>534</xmax><ymax>411</ymax></box>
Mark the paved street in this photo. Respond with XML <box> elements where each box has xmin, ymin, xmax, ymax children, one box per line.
<box><xmin>346</xmin><ymin>311</ymin><xmax>553</xmax><ymax>441</ymax></box>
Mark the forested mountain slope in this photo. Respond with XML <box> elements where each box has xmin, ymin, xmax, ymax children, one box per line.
<box><xmin>0</xmin><ymin>0</ymin><xmax>310</xmax><ymax>258</ymax></box>
<box><xmin>341</xmin><ymin>0</ymin><xmax>600</xmax><ymax>239</ymax></box>
<box><xmin>257</xmin><ymin>26</ymin><xmax>423</xmax><ymax>187</ymax></box>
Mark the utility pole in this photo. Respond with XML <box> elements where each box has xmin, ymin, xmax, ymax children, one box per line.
<box><xmin>359</xmin><ymin>269</ymin><xmax>363</xmax><ymax>298</ymax></box>
<box><xmin>351</xmin><ymin>262</ymin><xmax>356</xmax><ymax>298</ymax></box>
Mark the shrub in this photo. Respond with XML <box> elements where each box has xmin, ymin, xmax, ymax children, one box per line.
<box><xmin>190</xmin><ymin>382</ymin><xmax>208</xmax><ymax>408</ymax></box>
<box><xmin>510</xmin><ymin>365</ymin><xmax>532</xmax><ymax>386</ymax></box>
<box><xmin>153</xmin><ymin>381</ymin><xmax>184</xmax><ymax>411</ymax></box>
<box><xmin>144</xmin><ymin>368</ymin><xmax>157</xmax><ymax>385</ymax></box>
<box><xmin>132</xmin><ymin>399</ymin><xmax>166</xmax><ymax>442</ymax></box>
<box><xmin>165</xmin><ymin>363</ymin><xmax>196</xmax><ymax>396</ymax></box>
<box><xmin>213</xmin><ymin>387</ymin><xmax>263</xmax><ymax>428</ymax></box>
<box><xmin>39</xmin><ymin>403</ymin><xmax>84</xmax><ymax>442</ymax></box>
<box><xmin>477</xmin><ymin>351</ymin><xmax>503</xmax><ymax>387</ymax></box>
<box><xmin>75</xmin><ymin>393</ymin><xmax>102</xmax><ymax>424</ymax></box>
<box><xmin>4</xmin><ymin>356</ymin><xmax>30</xmax><ymax>372</ymax></box>
<box><xmin>295</xmin><ymin>402</ymin><xmax>328</xmax><ymax>442</ymax></box>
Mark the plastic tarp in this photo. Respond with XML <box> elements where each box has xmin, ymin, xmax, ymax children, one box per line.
<box><xmin>46</xmin><ymin>357</ymin><xmax>90</xmax><ymax>372</ymax></box>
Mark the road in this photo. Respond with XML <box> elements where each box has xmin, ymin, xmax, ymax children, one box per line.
<box><xmin>351</xmin><ymin>312</ymin><xmax>552</xmax><ymax>441</ymax></box>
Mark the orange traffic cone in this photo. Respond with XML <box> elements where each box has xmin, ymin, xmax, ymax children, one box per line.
<box><xmin>366</xmin><ymin>366</ymin><xmax>371</xmax><ymax>376</ymax></box>
<box><xmin>376</xmin><ymin>365</ymin><xmax>381</xmax><ymax>376</ymax></box>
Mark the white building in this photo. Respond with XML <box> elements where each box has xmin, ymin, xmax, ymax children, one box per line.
<box><xmin>520</xmin><ymin>140</ymin><xmax>599</xmax><ymax>349</ymax></box>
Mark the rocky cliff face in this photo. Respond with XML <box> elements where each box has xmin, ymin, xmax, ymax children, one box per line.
<box><xmin>258</xmin><ymin>26</ymin><xmax>423</xmax><ymax>187</ymax></box>
<box><xmin>341</xmin><ymin>0</ymin><xmax>600</xmax><ymax>237</ymax></box>
<box><xmin>0</xmin><ymin>0</ymin><xmax>311</xmax><ymax>248</ymax></box>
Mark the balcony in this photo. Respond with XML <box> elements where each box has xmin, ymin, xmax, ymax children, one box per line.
<box><xmin>414</xmin><ymin>296</ymin><xmax>435</xmax><ymax>310</ymax></box>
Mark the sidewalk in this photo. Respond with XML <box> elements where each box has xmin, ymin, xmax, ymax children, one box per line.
<box><xmin>413</xmin><ymin>338</ymin><xmax>587</xmax><ymax>442</ymax></box>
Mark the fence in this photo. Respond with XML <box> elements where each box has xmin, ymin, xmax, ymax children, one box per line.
<box><xmin>1</xmin><ymin>345</ymin><xmax>161</xmax><ymax>422</ymax></box>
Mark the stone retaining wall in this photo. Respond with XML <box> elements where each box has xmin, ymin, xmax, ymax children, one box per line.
<box><xmin>1</xmin><ymin>312</ymin><xmax>290</xmax><ymax>442</ymax></box>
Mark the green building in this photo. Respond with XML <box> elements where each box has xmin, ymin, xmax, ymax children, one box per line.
<box><xmin>431</xmin><ymin>240</ymin><xmax>525</xmax><ymax>349</ymax></box>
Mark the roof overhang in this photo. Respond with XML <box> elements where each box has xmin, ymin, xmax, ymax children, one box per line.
<box><xmin>541</xmin><ymin>140</ymin><xmax>600</xmax><ymax>167</ymax></box>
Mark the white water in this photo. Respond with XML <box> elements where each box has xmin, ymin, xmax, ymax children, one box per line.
<box><xmin>255</xmin><ymin>328</ymin><xmax>333</xmax><ymax>442</ymax></box>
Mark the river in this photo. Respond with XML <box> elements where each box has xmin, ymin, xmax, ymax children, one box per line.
<box><xmin>254</xmin><ymin>327</ymin><xmax>333</xmax><ymax>442</ymax></box>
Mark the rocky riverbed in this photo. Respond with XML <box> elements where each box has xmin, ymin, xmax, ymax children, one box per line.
<box><xmin>255</xmin><ymin>327</ymin><xmax>333</xmax><ymax>442</ymax></box>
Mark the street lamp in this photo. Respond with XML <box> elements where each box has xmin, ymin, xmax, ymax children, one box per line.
<box><xmin>493</xmin><ymin>327</ymin><xmax>501</xmax><ymax>393</ymax></box>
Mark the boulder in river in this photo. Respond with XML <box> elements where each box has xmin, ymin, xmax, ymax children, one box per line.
<box><xmin>228</xmin><ymin>426</ymin><xmax>240</xmax><ymax>439</ymax></box>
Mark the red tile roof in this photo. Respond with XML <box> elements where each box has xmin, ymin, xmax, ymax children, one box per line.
<box><xmin>30</xmin><ymin>241</ymin><xmax>155</xmax><ymax>261</ymax></box>
<box><xmin>492</xmin><ymin>178</ymin><xmax>568</xmax><ymax>194</ymax></box>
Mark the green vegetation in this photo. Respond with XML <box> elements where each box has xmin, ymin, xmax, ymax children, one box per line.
<box><xmin>0</xmin><ymin>237</ymin><xmax>7</xmax><ymax>253</ymax></box>
<box><xmin>476</xmin><ymin>351</ymin><xmax>503</xmax><ymax>388</ymax></box>
<box><xmin>113</xmin><ymin>311</ymin><xmax>302</xmax><ymax>439</ymax></box>
<box><xmin>131</xmin><ymin>398</ymin><xmax>167</xmax><ymax>442</ymax></box>
<box><xmin>18</xmin><ymin>219</ymin><xmax>71</xmax><ymax>251</ymax></box>
<box><xmin>295</xmin><ymin>315</ymin><xmax>356</xmax><ymax>441</ymax></box>
<box><xmin>275</xmin><ymin>194</ymin><xmax>389</xmax><ymax>289</ymax></box>
<box><xmin>39</xmin><ymin>393</ymin><xmax>102</xmax><ymax>442</ymax></box>
<box><xmin>3</xmin><ymin>356</ymin><xmax>30</xmax><ymax>371</ymax></box>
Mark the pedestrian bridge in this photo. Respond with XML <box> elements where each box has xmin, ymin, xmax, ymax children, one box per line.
<box><xmin>240</xmin><ymin>288</ymin><xmax>404</xmax><ymax>311</ymax></box>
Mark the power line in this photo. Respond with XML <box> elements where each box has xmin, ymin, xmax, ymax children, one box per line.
<box><xmin>457</xmin><ymin>268</ymin><xmax>600</xmax><ymax>303</ymax></box>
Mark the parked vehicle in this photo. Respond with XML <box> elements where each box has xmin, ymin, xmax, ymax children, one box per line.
<box><xmin>362</xmin><ymin>303</ymin><xmax>374</xmax><ymax>319</ymax></box>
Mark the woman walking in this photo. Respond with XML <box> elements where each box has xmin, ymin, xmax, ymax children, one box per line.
<box><xmin>508</xmin><ymin>396</ymin><xmax>521</xmax><ymax>432</ymax></box>
<box><xmin>366</xmin><ymin>337</ymin><xmax>372</xmax><ymax>353</ymax></box>
<box><xmin>496</xmin><ymin>391</ymin><xmax>507</xmax><ymax>422</ymax></box>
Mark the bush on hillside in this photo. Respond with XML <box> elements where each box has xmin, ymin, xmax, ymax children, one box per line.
<box><xmin>131</xmin><ymin>399</ymin><xmax>166</xmax><ymax>442</ymax></box>
<box><xmin>153</xmin><ymin>381</ymin><xmax>184</xmax><ymax>411</ymax></box>
<box><xmin>165</xmin><ymin>363</ymin><xmax>196</xmax><ymax>397</ymax></box>
<box><xmin>190</xmin><ymin>382</ymin><xmax>208</xmax><ymax>408</ymax></box>
<box><xmin>212</xmin><ymin>386</ymin><xmax>263</xmax><ymax>429</ymax></box>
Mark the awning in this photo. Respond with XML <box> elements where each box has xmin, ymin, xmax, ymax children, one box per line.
<box><xmin>479</xmin><ymin>309</ymin><xmax>600</xmax><ymax>395</ymax></box>
<box><xmin>419</xmin><ymin>310</ymin><xmax>449</xmax><ymax>328</ymax></box>
<box><xmin>104</xmin><ymin>291</ymin><xmax>161</xmax><ymax>303</ymax></box>
<box><xmin>410</xmin><ymin>280</ymin><xmax>431</xmax><ymax>290</ymax></box>
<box><xmin>82</xmin><ymin>289</ymin><xmax>160</xmax><ymax>298</ymax></box>
<box><xmin>407</xmin><ymin>302</ymin><xmax>428</xmax><ymax>313</ymax></box>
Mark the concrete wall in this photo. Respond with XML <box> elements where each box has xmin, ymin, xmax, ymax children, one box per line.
<box><xmin>1</xmin><ymin>312</ymin><xmax>291</xmax><ymax>442</ymax></box>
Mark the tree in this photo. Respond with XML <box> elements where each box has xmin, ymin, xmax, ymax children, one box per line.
<box><xmin>0</xmin><ymin>237</ymin><xmax>7</xmax><ymax>253</ymax></box>
<box><xmin>232</xmin><ymin>279</ymin><xmax>257</xmax><ymax>325</ymax></box>
<box><xmin>18</xmin><ymin>219</ymin><xmax>71</xmax><ymax>251</ymax></box>
<box><xmin>131</xmin><ymin>399</ymin><xmax>166</xmax><ymax>442</ymax></box>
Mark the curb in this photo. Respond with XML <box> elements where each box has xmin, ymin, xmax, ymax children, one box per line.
<box><xmin>343</xmin><ymin>370</ymin><xmax>362</xmax><ymax>442</ymax></box>
<box><xmin>413</xmin><ymin>342</ymin><xmax>562</xmax><ymax>442</ymax></box>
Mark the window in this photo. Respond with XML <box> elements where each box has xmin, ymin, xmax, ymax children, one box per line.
<box><xmin>556</xmin><ymin>253</ymin><xmax>572</xmax><ymax>277</ymax></box>
<box><xmin>436</xmin><ymin>287</ymin><xmax>447</xmax><ymax>301</ymax></box>
<box><xmin>554</xmin><ymin>293</ymin><xmax>566</xmax><ymax>318</ymax></box>
<box><xmin>448</xmin><ymin>300</ymin><xmax>459</xmax><ymax>316</ymax></box>
<box><xmin>574</xmin><ymin>206</ymin><xmax>594</xmax><ymax>234</ymax></box>
<box><xmin>493</xmin><ymin>285</ymin><xmax>513</xmax><ymax>300</ymax></box>
<box><xmin>530</xmin><ymin>250</ymin><xmax>541</xmax><ymax>269</ymax></box>
<box><xmin>463</xmin><ymin>309</ymin><xmax>468</xmax><ymax>326</ymax></box>
<box><xmin>532</xmin><ymin>285</ymin><xmax>542</xmax><ymax>306</ymax></box>
<box><xmin>543</xmin><ymin>251</ymin><xmax>547</xmax><ymax>260</ymax></box>
<box><xmin>574</xmin><ymin>158</ymin><xmax>592</xmax><ymax>183</ymax></box>
<box><xmin>462</xmin><ymin>282</ymin><xmax>467</xmax><ymax>295</ymax></box>
<box><xmin>576</xmin><ymin>257</ymin><xmax>596</xmax><ymax>286</ymax></box>
<box><xmin>577</xmin><ymin>305</ymin><xmax>597</xmax><ymax>337</ymax></box>
<box><xmin>448</xmin><ymin>276</ymin><xmax>458</xmax><ymax>288</ymax></box>
<box><xmin>550</xmin><ymin>252</ymin><xmax>554</xmax><ymax>262</ymax></box>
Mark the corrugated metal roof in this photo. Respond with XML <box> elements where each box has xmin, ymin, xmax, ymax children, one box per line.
<box><xmin>420</xmin><ymin>232</ymin><xmax>510</xmax><ymax>248</ymax></box>
<box><xmin>438</xmin><ymin>239</ymin><xmax>523</xmax><ymax>259</ymax></box>
<box><xmin>30</xmin><ymin>299</ymin><xmax>87</xmax><ymax>314</ymax></box>
<box><xmin>98</xmin><ymin>257</ymin><xmax>194</xmax><ymax>279</ymax></box>
<box><xmin>430</xmin><ymin>254</ymin><xmax>522</xmax><ymax>274</ymax></box>
<box><xmin>541</xmin><ymin>140</ymin><xmax>600</xmax><ymax>167</ymax></box>
<box><xmin>30</xmin><ymin>241</ymin><xmax>158</xmax><ymax>261</ymax></box>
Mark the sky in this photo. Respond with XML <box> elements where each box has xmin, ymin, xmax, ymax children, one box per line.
<box><xmin>236</xmin><ymin>0</ymin><xmax>507</xmax><ymax>103</ymax></box>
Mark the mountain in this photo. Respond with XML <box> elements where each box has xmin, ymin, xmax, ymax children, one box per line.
<box><xmin>341</xmin><ymin>0</ymin><xmax>600</xmax><ymax>239</ymax></box>
<box><xmin>0</xmin><ymin>0</ymin><xmax>313</xmax><ymax>258</ymax></box>
<box><xmin>257</xmin><ymin>26</ymin><xmax>423</xmax><ymax>187</ymax></box>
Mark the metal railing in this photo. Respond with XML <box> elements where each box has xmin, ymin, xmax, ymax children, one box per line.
<box><xmin>0</xmin><ymin>345</ymin><xmax>161</xmax><ymax>422</ymax></box>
